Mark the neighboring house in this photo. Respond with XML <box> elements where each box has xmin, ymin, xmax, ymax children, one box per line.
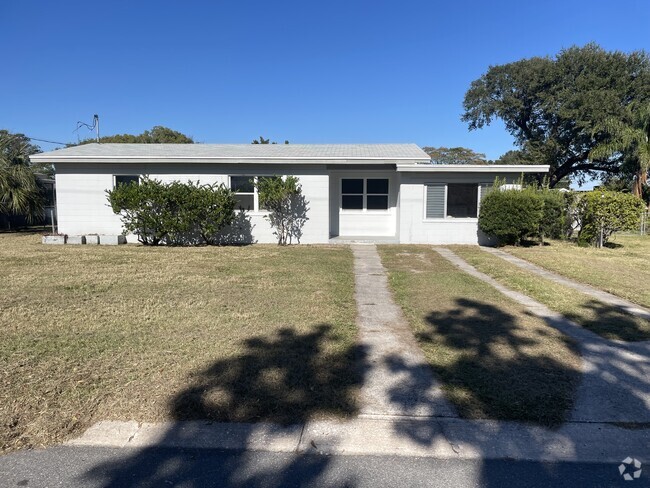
<box><xmin>30</xmin><ymin>144</ymin><xmax>548</xmax><ymax>244</ymax></box>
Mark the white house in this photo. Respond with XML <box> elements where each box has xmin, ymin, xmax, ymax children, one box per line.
<box><xmin>30</xmin><ymin>144</ymin><xmax>549</xmax><ymax>245</ymax></box>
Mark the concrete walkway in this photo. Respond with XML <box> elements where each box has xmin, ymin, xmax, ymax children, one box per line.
<box><xmin>436</xmin><ymin>247</ymin><xmax>650</xmax><ymax>423</ymax></box>
<box><xmin>351</xmin><ymin>244</ymin><xmax>457</xmax><ymax>418</ymax></box>
<box><xmin>482</xmin><ymin>246</ymin><xmax>650</xmax><ymax>321</ymax></box>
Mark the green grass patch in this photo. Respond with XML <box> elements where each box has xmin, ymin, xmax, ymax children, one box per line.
<box><xmin>505</xmin><ymin>235</ymin><xmax>650</xmax><ymax>309</ymax></box>
<box><xmin>378</xmin><ymin>245</ymin><xmax>581</xmax><ymax>426</ymax></box>
<box><xmin>0</xmin><ymin>233</ymin><xmax>359</xmax><ymax>453</ymax></box>
<box><xmin>452</xmin><ymin>246</ymin><xmax>650</xmax><ymax>342</ymax></box>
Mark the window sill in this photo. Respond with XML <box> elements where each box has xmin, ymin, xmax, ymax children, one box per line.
<box><xmin>340</xmin><ymin>210</ymin><xmax>391</xmax><ymax>214</ymax></box>
<box><xmin>422</xmin><ymin>217</ymin><xmax>479</xmax><ymax>223</ymax></box>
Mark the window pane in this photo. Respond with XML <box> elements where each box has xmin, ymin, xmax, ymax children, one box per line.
<box><xmin>231</xmin><ymin>176</ymin><xmax>255</xmax><ymax>193</ymax></box>
<box><xmin>367</xmin><ymin>195</ymin><xmax>388</xmax><ymax>210</ymax></box>
<box><xmin>234</xmin><ymin>194</ymin><xmax>254</xmax><ymax>211</ymax></box>
<box><xmin>115</xmin><ymin>175</ymin><xmax>139</xmax><ymax>187</ymax></box>
<box><xmin>447</xmin><ymin>184</ymin><xmax>478</xmax><ymax>218</ymax></box>
<box><xmin>342</xmin><ymin>195</ymin><xmax>363</xmax><ymax>210</ymax></box>
<box><xmin>367</xmin><ymin>179</ymin><xmax>388</xmax><ymax>194</ymax></box>
<box><xmin>342</xmin><ymin>178</ymin><xmax>363</xmax><ymax>194</ymax></box>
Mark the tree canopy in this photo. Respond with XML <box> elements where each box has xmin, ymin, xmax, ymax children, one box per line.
<box><xmin>0</xmin><ymin>130</ymin><xmax>44</xmax><ymax>220</ymax></box>
<box><xmin>251</xmin><ymin>136</ymin><xmax>289</xmax><ymax>145</ymax></box>
<box><xmin>462</xmin><ymin>43</ymin><xmax>650</xmax><ymax>187</ymax></box>
<box><xmin>423</xmin><ymin>146</ymin><xmax>487</xmax><ymax>165</ymax></box>
<box><xmin>76</xmin><ymin>126</ymin><xmax>194</xmax><ymax>145</ymax></box>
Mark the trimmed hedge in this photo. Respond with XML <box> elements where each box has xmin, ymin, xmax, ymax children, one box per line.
<box><xmin>478</xmin><ymin>187</ymin><xmax>543</xmax><ymax>245</ymax></box>
<box><xmin>106</xmin><ymin>177</ymin><xmax>237</xmax><ymax>246</ymax></box>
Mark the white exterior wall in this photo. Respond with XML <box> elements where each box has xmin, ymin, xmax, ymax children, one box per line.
<box><xmin>398</xmin><ymin>172</ymin><xmax>518</xmax><ymax>245</ymax></box>
<box><xmin>328</xmin><ymin>170</ymin><xmax>398</xmax><ymax>237</ymax></box>
<box><xmin>55</xmin><ymin>163</ymin><xmax>329</xmax><ymax>244</ymax></box>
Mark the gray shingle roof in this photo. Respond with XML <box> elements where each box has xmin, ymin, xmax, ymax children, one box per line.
<box><xmin>31</xmin><ymin>143</ymin><xmax>430</xmax><ymax>161</ymax></box>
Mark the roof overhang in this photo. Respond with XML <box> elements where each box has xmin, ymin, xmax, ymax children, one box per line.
<box><xmin>396</xmin><ymin>163</ymin><xmax>550</xmax><ymax>173</ymax></box>
<box><xmin>29</xmin><ymin>155</ymin><xmax>427</xmax><ymax>165</ymax></box>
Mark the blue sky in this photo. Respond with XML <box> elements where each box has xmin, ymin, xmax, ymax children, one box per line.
<box><xmin>2</xmin><ymin>0</ymin><xmax>649</xmax><ymax>163</ymax></box>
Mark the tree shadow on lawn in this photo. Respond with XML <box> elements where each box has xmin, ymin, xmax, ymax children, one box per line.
<box><xmin>564</xmin><ymin>299</ymin><xmax>650</xmax><ymax>342</ymax></box>
<box><xmin>409</xmin><ymin>298</ymin><xmax>581</xmax><ymax>427</ymax></box>
<box><xmin>80</xmin><ymin>324</ymin><xmax>365</xmax><ymax>487</ymax></box>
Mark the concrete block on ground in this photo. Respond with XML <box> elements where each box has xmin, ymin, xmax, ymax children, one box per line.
<box><xmin>99</xmin><ymin>235</ymin><xmax>127</xmax><ymax>245</ymax></box>
<box><xmin>67</xmin><ymin>235</ymin><xmax>86</xmax><ymax>245</ymax></box>
<box><xmin>42</xmin><ymin>235</ymin><xmax>66</xmax><ymax>245</ymax></box>
<box><xmin>85</xmin><ymin>235</ymin><xmax>100</xmax><ymax>245</ymax></box>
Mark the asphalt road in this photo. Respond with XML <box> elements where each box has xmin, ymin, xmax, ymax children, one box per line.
<box><xmin>0</xmin><ymin>446</ymin><xmax>645</xmax><ymax>488</ymax></box>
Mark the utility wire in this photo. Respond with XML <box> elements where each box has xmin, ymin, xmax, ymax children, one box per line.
<box><xmin>26</xmin><ymin>137</ymin><xmax>69</xmax><ymax>146</ymax></box>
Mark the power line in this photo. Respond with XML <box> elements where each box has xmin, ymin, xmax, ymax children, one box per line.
<box><xmin>26</xmin><ymin>137</ymin><xmax>69</xmax><ymax>146</ymax></box>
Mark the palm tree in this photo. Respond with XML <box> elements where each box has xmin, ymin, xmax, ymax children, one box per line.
<box><xmin>590</xmin><ymin>104</ymin><xmax>650</xmax><ymax>204</ymax></box>
<box><xmin>0</xmin><ymin>131</ymin><xmax>44</xmax><ymax>221</ymax></box>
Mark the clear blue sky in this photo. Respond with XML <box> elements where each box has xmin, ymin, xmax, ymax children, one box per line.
<box><xmin>2</xmin><ymin>0</ymin><xmax>649</xmax><ymax>161</ymax></box>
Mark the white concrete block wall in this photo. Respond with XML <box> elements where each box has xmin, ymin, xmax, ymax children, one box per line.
<box><xmin>55</xmin><ymin>163</ymin><xmax>329</xmax><ymax>244</ymax></box>
<box><xmin>398</xmin><ymin>173</ymin><xmax>516</xmax><ymax>245</ymax></box>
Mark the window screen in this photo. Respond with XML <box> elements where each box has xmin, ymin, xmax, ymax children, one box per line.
<box><xmin>231</xmin><ymin>176</ymin><xmax>255</xmax><ymax>211</ymax></box>
<box><xmin>341</xmin><ymin>178</ymin><xmax>389</xmax><ymax>210</ymax></box>
<box><xmin>114</xmin><ymin>175</ymin><xmax>140</xmax><ymax>187</ymax></box>
<box><xmin>446</xmin><ymin>184</ymin><xmax>478</xmax><ymax>218</ymax></box>
<box><xmin>341</xmin><ymin>179</ymin><xmax>364</xmax><ymax>210</ymax></box>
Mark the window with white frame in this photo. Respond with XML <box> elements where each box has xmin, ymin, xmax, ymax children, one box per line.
<box><xmin>114</xmin><ymin>175</ymin><xmax>140</xmax><ymax>187</ymax></box>
<box><xmin>425</xmin><ymin>183</ymin><xmax>480</xmax><ymax>219</ymax></box>
<box><xmin>230</xmin><ymin>176</ymin><xmax>281</xmax><ymax>211</ymax></box>
<box><xmin>341</xmin><ymin>178</ymin><xmax>389</xmax><ymax>211</ymax></box>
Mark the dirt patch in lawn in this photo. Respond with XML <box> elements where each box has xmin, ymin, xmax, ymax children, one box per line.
<box><xmin>0</xmin><ymin>234</ymin><xmax>359</xmax><ymax>453</ymax></box>
<box><xmin>453</xmin><ymin>246</ymin><xmax>650</xmax><ymax>342</ymax></box>
<box><xmin>378</xmin><ymin>245</ymin><xmax>581</xmax><ymax>426</ymax></box>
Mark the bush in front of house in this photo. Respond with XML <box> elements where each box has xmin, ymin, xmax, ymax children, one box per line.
<box><xmin>577</xmin><ymin>189</ymin><xmax>645</xmax><ymax>247</ymax></box>
<box><xmin>479</xmin><ymin>187</ymin><xmax>544</xmax><ymax>245</ymax></box>
<box><xmin>256</xmin><ymin>176</ymin><xmax>308</xmax><ymax>245</ymax></box>
<box><xmin>107</xmin><ymin>177</ymin><xmax>237</xmax><ymax>245</ymax></box>
<box><xmin>538</xmin><ymin>188</ymin><xmax>567</xmax><ymax>243</ymax></box>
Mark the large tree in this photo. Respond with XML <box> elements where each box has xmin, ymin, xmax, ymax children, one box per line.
<box><xmin>77</xmin><ymin>126</ymin><xmax>194</xmax><ymax>145</ymax></box>
<box><xmin>423</xmin><ymin>146</ymin><xmax>486</xmax><ymax>165</ymax></box>
<box><xmin>590</xmin><ymin>103</ymin><xmax>650</xmax><ymax>204</ymax></box>
<box><xmin>462</xmin><ymin>44</ymin><xmax>650</xmax><ymax>187</ymax></box>
<box><xmin>0</xmin><ymin>131</ymin><xmax>44</xmax><ymax>220</ymax></box>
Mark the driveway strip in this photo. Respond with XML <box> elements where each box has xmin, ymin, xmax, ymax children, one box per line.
<box><xmin>350</xmin><ymin>244</ymin><xmax>457</xmax><ymax>418</ymax></box>
<box><xmin>435</xmin><ymin>247</ymin><xmax>650</xmax><ymax>423</ymax></box>
<box><xmin>482</xmin><ymin>246</ymin><xmax>650</xmax><ymax>321</ymax></box>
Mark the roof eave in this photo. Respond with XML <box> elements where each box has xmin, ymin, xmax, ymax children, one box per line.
<box><xmin>396</xmin><ymin>164</ymin><xmax>551</xmax><ymax>173</ymax></box>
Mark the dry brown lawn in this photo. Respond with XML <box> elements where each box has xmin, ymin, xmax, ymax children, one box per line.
<box><xmin>452</xmin><ymin>246</ymin><xmax>650</xmax><ymax>342</ymax></box>
<box><xmin>505</xmin><ymin>235</ymin><xmax>650</xmax><ymax>309</ymax></box>
<box><xmin>378</xmin><ymin>246</ymin><xmax>581</xmax><ymax>426</ymax></box>
<box><xmin>0</xmin><ymin>233</ymin><xmax>358</xmax><ymax>453</ymax></box>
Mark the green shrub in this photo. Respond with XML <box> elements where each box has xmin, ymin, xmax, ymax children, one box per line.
<box><xmin>479</xmin><ymin>187</ymin><xmax>543</xmax><ymax>245</ymax></box>
<box><xmin>538</xmin><ymin>189</ymin><xmax>567</xmax><ymax>243</ymax></box>
<box><xmin>256</xmin><ymin>176</ymin><xmax>308</xmax><ymax>245</ymax></box>
<box><xmin>577</xmin><ymin>189</ymin><xmax>645</xmax><ymax>247</ymax></box>
<box><xmin>107</xmin><ymin>178</ymin><xmax>237</xmax><ymax>245</ymax></box>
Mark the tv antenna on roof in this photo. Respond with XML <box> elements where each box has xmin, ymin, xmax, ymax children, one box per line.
<box><xmin>74</xmin><ymin>114</ymin><xmax>100</xmax><ymax>143</ymax></box>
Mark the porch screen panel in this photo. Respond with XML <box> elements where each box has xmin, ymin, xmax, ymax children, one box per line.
<box><xmin>425</xmin><ymin>184</ymin><xmax>445</xmax><ymax>219</ymax></box>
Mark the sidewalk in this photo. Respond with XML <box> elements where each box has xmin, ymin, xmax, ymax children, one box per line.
<box><xmin>67</xmin><ymin>417</ymin><xmax>649</xmax><ymax>463</ymax></box>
